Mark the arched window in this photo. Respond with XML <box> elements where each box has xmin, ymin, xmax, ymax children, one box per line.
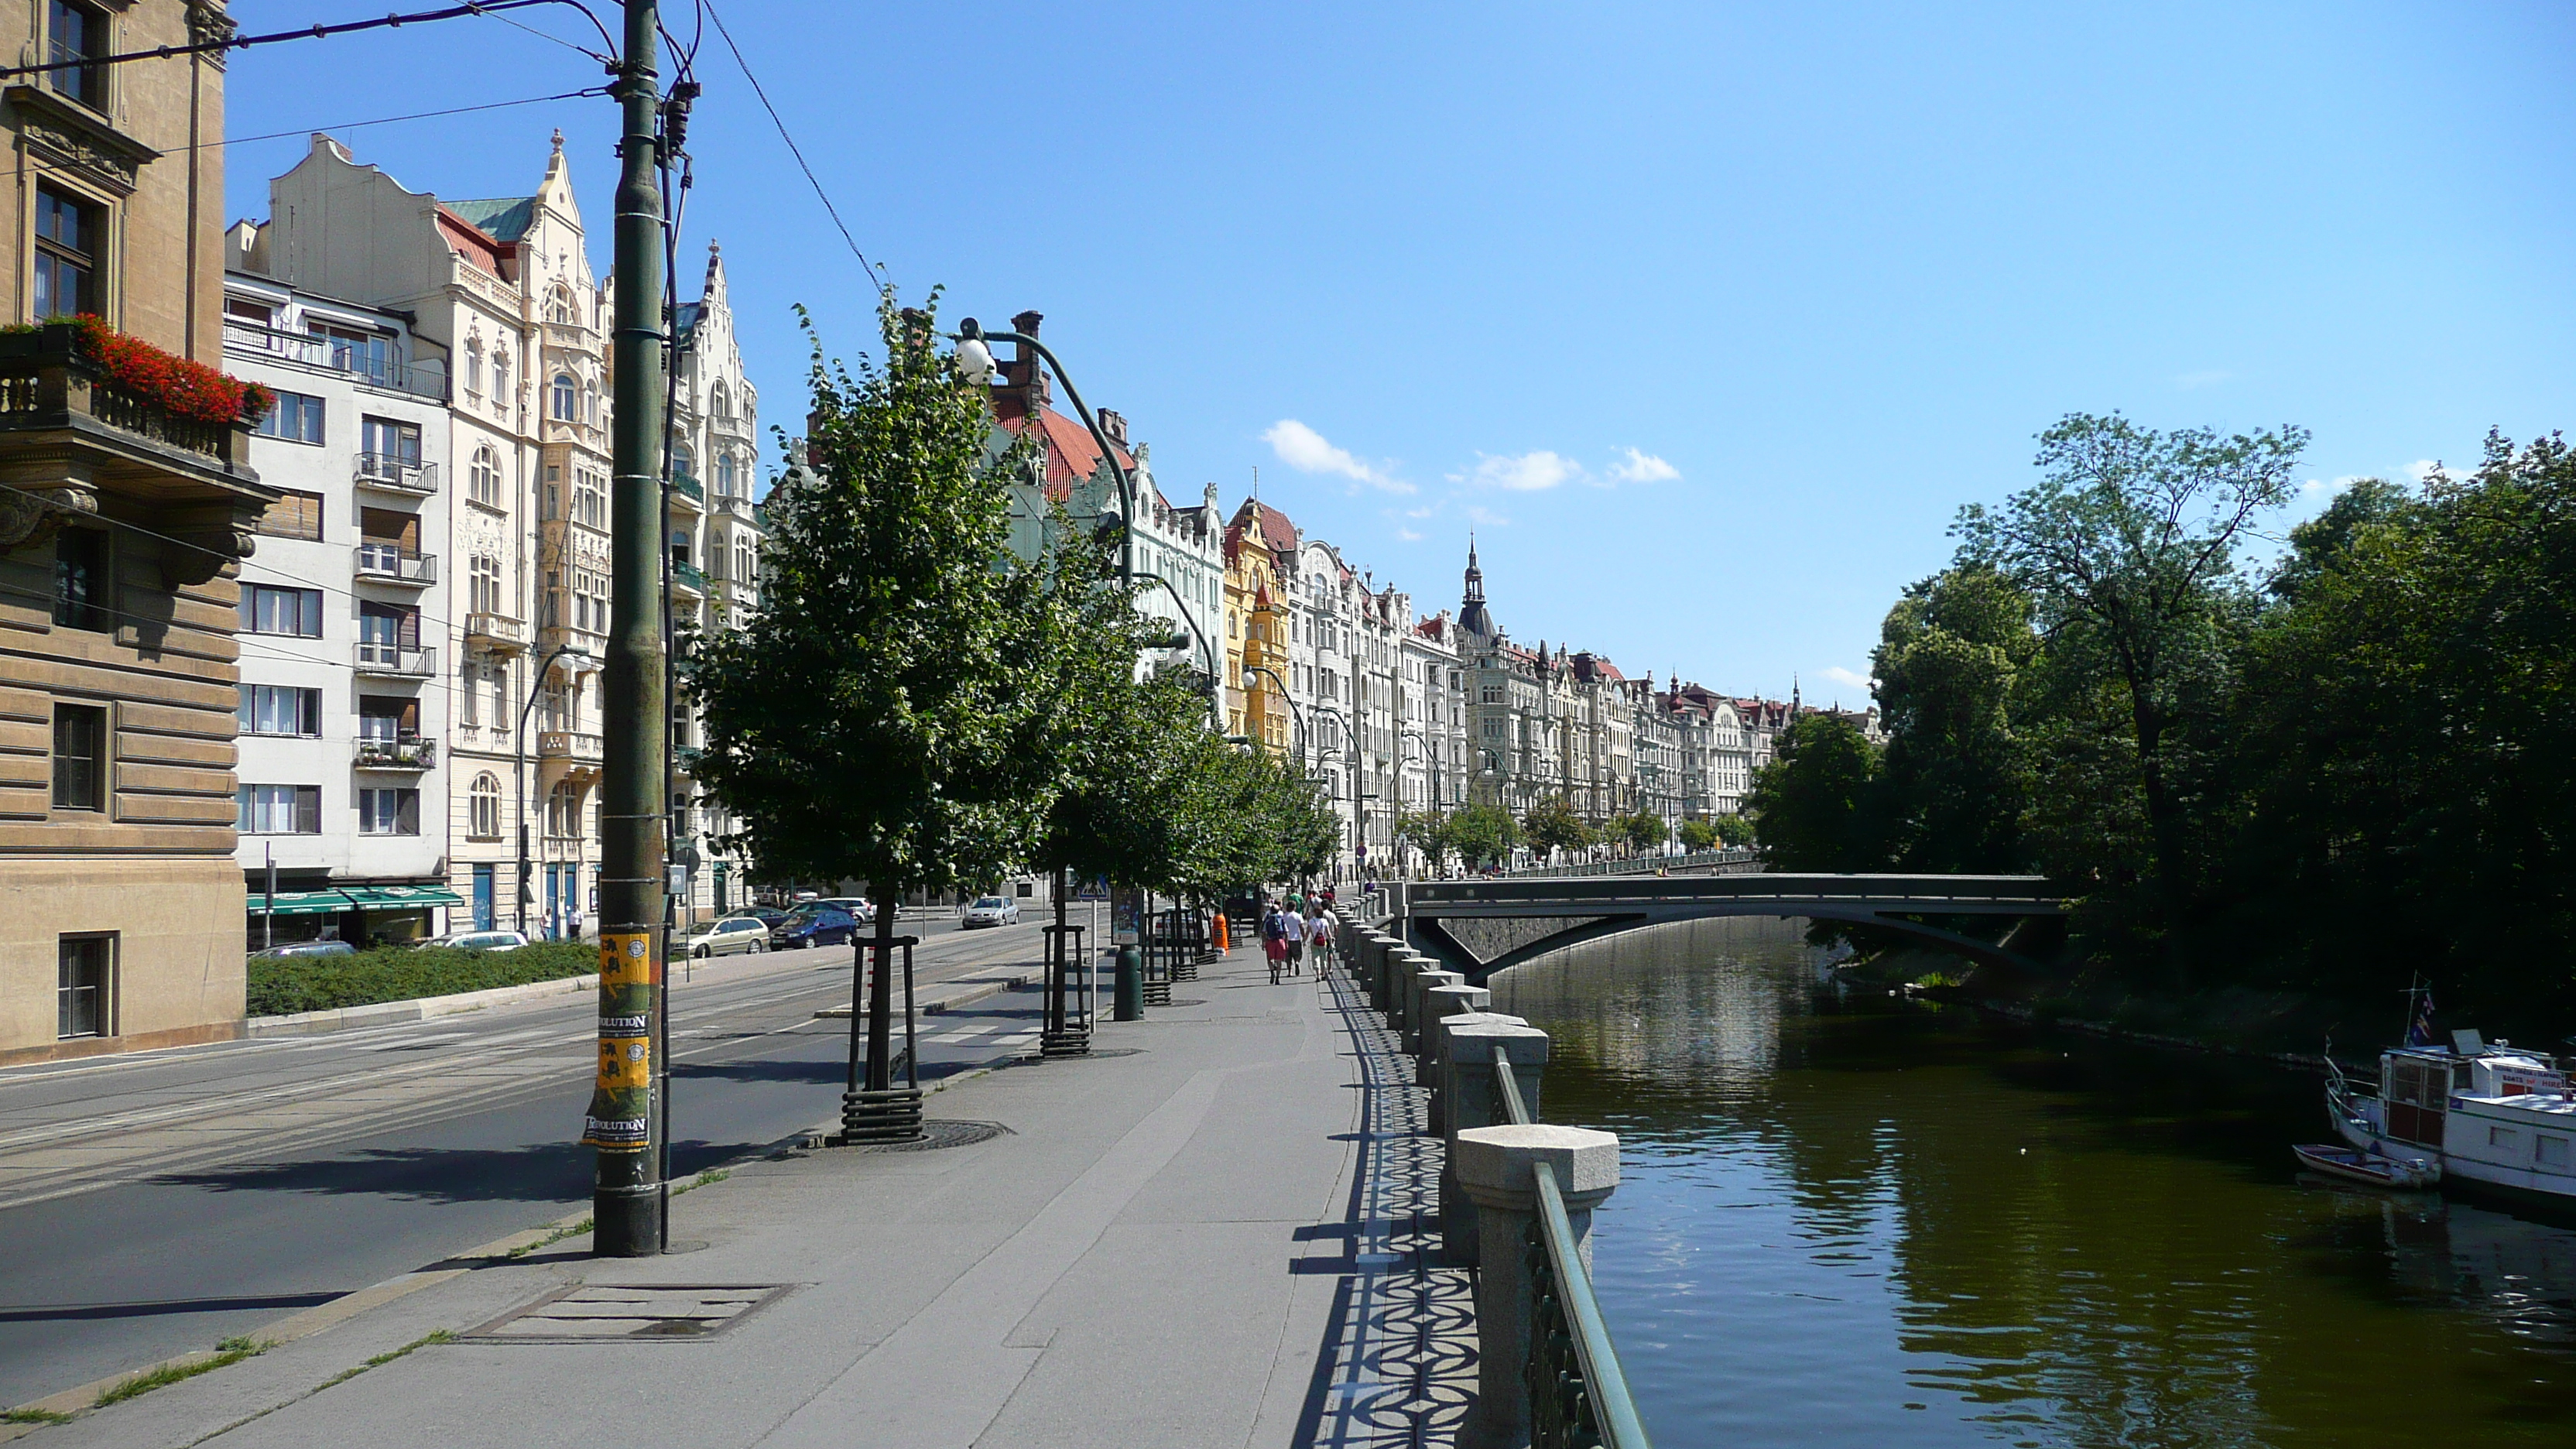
<box><xmin>548</xmin><ymin>781</ymin><xmax>581</xmax><ymax>838</ymax></box>
<box><xmin>550</xmin><ymin>374</ymin><xmax>577</xmax><ymax>421</ymax></box>
<box><xmin>470</xmin><ymin>444</ymin><xmax>501</xmax><ymax>506</ymax></box>
<box><xmin>549</xmin><ymin>286</ymin><xmax>574</xmax><ymax>325</ymax></box>
<box><xmin>708</xmin><ymin>382</ymin><xmax>731</xmax><ymax>420</ymax></box>
<box><xmin>714</xmin><ymin>454</ymin><xmax>735</xmax><ymax>497</ymax></box>
<box><xmin>470</xmin><ymin>773</ymin><xmax>501</xmax><ymax>839</ymax></box>
<box><xmin>673</xmin><ymin>444</ymin><xmax>694</xmax><ymax>485</ymax></box>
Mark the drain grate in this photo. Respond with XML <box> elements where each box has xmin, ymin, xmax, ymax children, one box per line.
<box><xmin>462</xmin><ymin>1283</ymin><xmax>793</xmax><ymax>1341</ymax></box>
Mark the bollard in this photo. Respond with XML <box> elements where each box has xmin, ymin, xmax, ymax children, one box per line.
<box><xmin>1357</xmin><ymin>932</ymin><xmax>1391</xmax><ymax>1011</ymax></box>
<box><xmin>1438</xmin><ymin>1019</ymin><xmax>1547</xmax><ymax>1262</ymax></box>
<box><xmin>1454</xmin><ymin>1124</ymin><xmax>1621</xmax><ymax>1449</ymax></box>
<box><xmin>1381</xmin><ymin>947</ymin><xmax>1422</xmax><ymax>1029</ymax></box>
<box><xmin>1370</xmin><ymin>936</ymin><xmax>1405</xmax><ymax>1016</ymax></box>
<box><xmin>1113</xmin><ymin>945</ymin><xmax>1143</xmax><ymax>1021</ymax></box>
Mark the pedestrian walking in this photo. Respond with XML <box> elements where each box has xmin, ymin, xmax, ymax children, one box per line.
<box><xmin>1280</xmin><ymin>903</ymin><xmax>1307</xmax><ymax>976</ymax></box>
<box><xmin>567</xmin><ymin>905</ymin><xmax>586</xmax><ymax>940</ymax></box>
<box><xmin>1262</xmin><ymin>902</ymin><xmax>1286</xmax><ymax>985</ymax></box>
<box><xmin>1310</xmin><ymin>904</ymin><xmax>1338</xmax><ymax>974</ymax></box>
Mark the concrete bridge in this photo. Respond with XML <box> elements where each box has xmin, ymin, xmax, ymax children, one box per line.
<box><xmin>1390</xmin><ymin>872</ymin><xmax>2069</xmax><ymax>981</ymax></box>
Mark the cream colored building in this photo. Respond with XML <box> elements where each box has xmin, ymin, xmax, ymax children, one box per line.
<box><xmin>1</xmin><ymin>0</ymin><xmax>272</xmax><ymax>1063</ymax></box>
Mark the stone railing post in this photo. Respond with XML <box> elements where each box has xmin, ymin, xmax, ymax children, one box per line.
<box><xmin>1403</xmin><ymin>964</ymin><xmax>1463</xmax><ymax>1054</ymax></box>
<box><xmin>1384</xmin><ymin>947</ymin><xmax>1428</xmax><ymax>1032</ymax></box>
<box><xmin>1366</xmin><ymin>933</ymin><xmax>1399</xmax><ymax>1013</ymax></box>
<box><xmin>1437</xmin><ymin>1018</ymin><xmax>1547</xmax><ymax>1260</ymax></box>
<box><xmin>1418</xmin><ymin>982</ymin><xmax>1489</xmax><ymax>1118</ymax></box>
<box><xmin>1455</xmin><ymin>1124</ymin><xmax>1620</xmax><ymax>1449</ymax></box>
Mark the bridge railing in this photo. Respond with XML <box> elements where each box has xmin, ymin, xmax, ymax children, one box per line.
<box><xmin>1494</xmin><ymin>848</ymin><xmax>1758</xmax><ymax>879</ymax></box>
<box><xmin>1492</xmin><ymin>1057</ymin><xmax>1650</xmax><ymax>1449</ymax></box>
<box><xmin>1408</xmin><ymin>872</ymin><xmax>2065</xmax><ymax>912</ymax></box>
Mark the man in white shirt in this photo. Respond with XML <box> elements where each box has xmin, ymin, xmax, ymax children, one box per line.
<box><xmin>1279</xmin><ymin>906</ymin><xmax>1307</xmax><ymax>976</ymax></box>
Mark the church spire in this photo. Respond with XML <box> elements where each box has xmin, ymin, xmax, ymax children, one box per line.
<box><xmin>1458</xmin><ymin>533</ymin><xmax>1493</xmax><ymax>641</ymax></box>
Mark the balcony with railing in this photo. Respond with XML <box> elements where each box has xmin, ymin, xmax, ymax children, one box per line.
<box><xmin>354</xmin><ymin>736</ymin><xmax>437</xmax><ymax>770</ymax></box>
<box><xmin>354</xmin><ymin>543</ymin><xmax>437</xmax><ymax>586</ymax></box>
<box><xmin>541</xmin><ymin>320</ymin><xmax>597</xmax><ymax>352</ymax></box>
<box><xmin>219</xmin><ymin>321</ymin><xmax>447</xmax><ymax>399</ymax></box>
<box><xmin>354</xmin><ymin>642</ymin><xmax>437</xmax><ymax>677</ymax></box>
<box><xmin>670</xmin><ymin>558</ymin><xmax>707</xmax><ymax>596</ymax></box>
<box><xmin>466</xmin><ymin>611</ymin><xmax>531</xmax><ymax>654</ymax></box>
<box><xmin>537</xmin><ymin>730</ymin><xmax>604</xmax><ymax>763</ymax></box>
<box><xmin>354</xmin><ymin>452</ymin><xmax>437</xmax><ymax>495</ymax></box>
<box><xmin>670</xmin><ymin>471</ymin><xmax>704</xmax><ymax>508</ymax></box>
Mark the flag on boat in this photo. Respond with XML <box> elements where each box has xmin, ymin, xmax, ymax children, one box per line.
<box><xmin>2406</xmin><ymin>988</ymin><xmax>2438</xmax><ymax>1047</ymax></box>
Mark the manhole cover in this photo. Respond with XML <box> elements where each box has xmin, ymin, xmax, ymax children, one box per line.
<box><xmin>462</xmin><ymin>1283</ymin><xmax>793</xmax><ymax>1341</ymax></box>
<box><xmin>839</xmin><ymin>1119</ymin><xmax>1012</xmax><ymax>1153</ymax></box>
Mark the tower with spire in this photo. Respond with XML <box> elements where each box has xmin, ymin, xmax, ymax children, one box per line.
<box><xmin>1458</xmin><ymin>533</ymin><xmax>1495</xmax><ymax>642</ymax></box>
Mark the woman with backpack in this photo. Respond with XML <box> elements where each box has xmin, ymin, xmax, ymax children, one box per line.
<box><xmin>1262</xmin><ymin>902</ymin><xmax>1287</xmax><ymax>985</ymax></box>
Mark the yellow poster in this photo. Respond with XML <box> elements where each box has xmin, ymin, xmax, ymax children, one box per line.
<box><xmin>597</xmin><ymin>1034</ymin><xmax>651</xmax><ymax>1090</ymax></box>
<box><xmin>600</xmin><ymin>932</ymin><xmax>654</xmax><ymax>988</ymax></box>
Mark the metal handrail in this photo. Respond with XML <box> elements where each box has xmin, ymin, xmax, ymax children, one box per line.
<box><xmin>1493</xmin><ymin>1056</ymin><xmax>1650</xmax><ymax>1449</ymax></box>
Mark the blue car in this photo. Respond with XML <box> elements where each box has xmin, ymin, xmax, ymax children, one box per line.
<box><xmin>774</xmin><ymin>908</ymin><xmax>860</xmax><ymax>950</ymax></box>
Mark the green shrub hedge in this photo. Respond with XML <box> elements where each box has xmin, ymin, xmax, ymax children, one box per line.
<box><xmin>246</xmin><ymin>940</ymin><xmax>598</xmax><ymax>1018</ymax></box>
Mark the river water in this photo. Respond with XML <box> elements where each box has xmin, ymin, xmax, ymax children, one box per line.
<box><xmin>1488</xmin><ymin>916</ymin><xmax>2576</xmax><ymax>1447</ymax></box>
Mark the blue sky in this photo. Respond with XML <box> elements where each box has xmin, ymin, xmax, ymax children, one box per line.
<box><xmin>224</xmin><ymin>2</ymin><xmax>2576</xmax><ymax>703</ymax></box>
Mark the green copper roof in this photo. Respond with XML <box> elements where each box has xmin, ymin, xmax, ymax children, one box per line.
<box><xmin>447</xmin><ymin>197</ymin><xmax>537</xmax><ymax>242</ymax></box>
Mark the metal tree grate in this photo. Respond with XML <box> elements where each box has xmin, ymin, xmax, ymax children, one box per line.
<box><xmin>461</xmin><ymin>1283</ymin><xmax>794</xmax><ymax>1341</ymax></box>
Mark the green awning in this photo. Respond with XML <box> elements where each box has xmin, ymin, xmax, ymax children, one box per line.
<box><xmin>252</xmin><ymin>889</ymin><xmax>354</xmax><ymax>917</ymax></box>
<box><xmin>340</xmin><ymin>886</ymin><xmax>466</xmax><ymax>909</ymax></box>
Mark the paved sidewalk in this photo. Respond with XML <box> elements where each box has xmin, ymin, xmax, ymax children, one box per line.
<box><xmin>22</xmin><ymin>944</ymin><xmax>1475</xmax><ymax>1448</ymax></box>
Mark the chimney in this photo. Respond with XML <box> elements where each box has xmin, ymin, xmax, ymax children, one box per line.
<box><xmin>1008</xmin><ymin>310</ymin><xmax>1049</xmax><ymax>410</ymax></box>
<box><xmin>1098</xmin><ymin>409</ymin><xmax>1128</xmax><ymax>448</ymax></box>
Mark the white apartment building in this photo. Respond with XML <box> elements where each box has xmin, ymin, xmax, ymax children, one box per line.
<box><xmin>221</xmin><ymin>274</ymin><xmax>456</xmax><ymax>944</ymax></box>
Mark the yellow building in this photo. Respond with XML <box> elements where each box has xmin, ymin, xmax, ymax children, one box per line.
<box><xmin>0</xmin><ymin>1</ymin><xmax>272</xmax><ymax>1062</ymax></box>
<box><xmin>1221</xmin><ymin>506</ymin><xmax>1290</xmax><ymax>751</ymax></box>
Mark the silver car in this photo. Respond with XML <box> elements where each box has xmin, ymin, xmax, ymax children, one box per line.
<box><xmin>680</xmin><ymin>915</ymin><xmax>772</xmax><ymax>959</ymax></box>
<box><xmin>960</xmin><ymin>896</ymin><xmax>1020</xmax><ymax>928</ymax></box>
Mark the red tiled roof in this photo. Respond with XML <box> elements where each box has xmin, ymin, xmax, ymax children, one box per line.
<box><xmin>436</xmin><ymin>206</ymin><xmax>509</xmax><ymax>277</ymax></box>
<box><xmin>992</xmin><ymin>392</ymin><xmax>1136</xmax><ymax>503</ymax></box>
<box><xmin>1231</xmin><ymin>499</ymin><xmax>1297</xmax><ymax>557</ymax></box>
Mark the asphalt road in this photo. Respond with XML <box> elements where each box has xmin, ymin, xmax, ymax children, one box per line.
<box><xmin>0</xmin><ymin>916</ymin><xmax>1081</xmax><ymax>1408</ymax></box>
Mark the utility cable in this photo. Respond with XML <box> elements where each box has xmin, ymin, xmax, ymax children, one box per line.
<box><xmin>198</xmin><ymin>87</ymin><xmax>611</xmax><ymax>152</ymax></box>
<box><xmin>0</xmin><ymin>0</ymin><xmax>620</xmax><ymax>83</ymax></box>
<box><xmin>699</xmin><ymin>0</ymin><xmax>889</xmax><ymax>286</ymax></box>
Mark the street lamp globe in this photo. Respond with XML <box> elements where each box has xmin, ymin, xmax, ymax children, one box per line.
<box><xmin>954</xmin><ymin>335</ymin><xmax>998</xmax><ymax>386</ymax></box>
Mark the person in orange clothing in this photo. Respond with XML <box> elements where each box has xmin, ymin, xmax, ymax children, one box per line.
<box><xmin>1212</xmin><ymin>911</ymin><xmax>1230</xmax><ymax>952</ymax></box>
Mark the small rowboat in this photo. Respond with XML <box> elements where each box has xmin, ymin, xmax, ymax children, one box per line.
<box><xmin>2293</xmin><ymin>1142</ymin><xmax>2441</xmax><ymax>1190</ymax></box>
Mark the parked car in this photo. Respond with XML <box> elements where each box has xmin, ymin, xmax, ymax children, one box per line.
<box><xmin>812</xmin><ymin>896</ymin><xmax>879</xmax><ymax>923</ymax></box>
<box><xmin>773</xmin><ymin>909</ymin><xmax>862</xmax><ymax>950</ymax></box>
<box><xmin>248</xmin><ymin>940</ymin><xmax>356</xmax><ymax>961</ymax></box>
<box><xmin>744</xmin><ymin>906</ymin><xmax>795</xmax><ymax>928</ymax></box>
<box><xmin>418</xmin><ymin>930</ymin><xmax>530</xmax><ymax>953</ymax></box>
<box><xmin>679</xmin><ymin>915</ymin><xmax>772</xmax><ymax>959</ymax></box>
<box><xmin>961</xmin><ymin>896</ymin><xmax>1020</xmax><ymax>929</ymax></box>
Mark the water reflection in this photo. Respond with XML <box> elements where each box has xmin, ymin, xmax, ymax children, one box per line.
<box><xmin>1492</xmin><ymin>917</ymin><xmax>2576</xmax><ymax>1447</ymax></box>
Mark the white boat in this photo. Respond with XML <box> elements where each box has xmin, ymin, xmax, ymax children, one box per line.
<box><xmin>2329</xmin><ymin>1029</ymin><xmax>2576</xmax><ymax>1209</ymax></box>
<box><xmin>2292</xmin><ymin>1141</ymin><xmax>2440</xmax><ymax>1190</ymax></box>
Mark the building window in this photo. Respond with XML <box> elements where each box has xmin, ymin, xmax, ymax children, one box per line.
<box><xmin>254</xmin><ymin>390</ymin><xmax>325</xmax><ymax>445</ymax></box>
<box><xmin>548</xmin><ymin>780</ymin><xmax>581</xmax><ymax>838</ymax></box>
<box><xmin>470</xmin><ymin>444</ymin><xmax>502</xmax><ymax>507</ymax></box>
<box><xmin>551</xmin><ymin>373</ymin><xmax>577</xmax><ymax>421</ymax></box>
<box><xmin>255</xmin><ymin>488</ymin><xmax>324</xmax><ymax>541</ymax></box>
<box><xmin>58</xmin><ymin>933</ymin><xmax>113</xmax><ymax>1040</ymax></box>
<box><xmin>549</xmin><ymin>286</ymin><xmax>574</xmax><ymax>324</ymax></box>
<box><xmin>464</xmin><ymin>340</ymin><xmax>483</xmax><ymax>397</ymax></box>
<box><xmin>238</xmin><ymin>684</ymin><xmax>320</xmax><ymax>737</ymax></box>
<box><xmin>360</xmin><ymin>416</ymin><xmax>421</xmax><ymax>474</ymax></box>
<box><xmin>491</xmin><ymin>666</ymin><xmax>508</xmax><ymax>726</ymax></box>
<box><xmin>33</xmin><ymin>183</ymin><xmax>101</xmax><ymax>321</ymax></box>
<box><xmin>236</xmin><ymin>783</ymin><xmax>320</xmax><ymax>834</ymax></box>
<box><xmin>46</xmin><ymin>2</ymin><xmax>107</xmax><ymax>110</ymax></box>
<box><xmin>51</xmin><ymin>702</ymin><xmax>106</xmax><ymax>810</ymax></box>
<box><xmin>709</xmin><ymin>382</ymin><xmax>731</xmax><ymax>420</ymax></box>
<box><xmin>460</xmin><ymin>660</ymin><xmax>481</xmax><ymax>726</ymax></box>
<box><xmin>241</xmin><ymin>585</ymin><xmax>323</xmax><ymax>637</ymax></box>
<box><xmin>470</xmin><ymin>555</ymin><xmax>503</xmax><ymax>615</ymax></box>
<box><xmin>313</xmin><ymin>323</ymin><xmax>395</xmax><ymax>388</ymax></box>
<box><xmin>53</xmin><ymin>527</ymin><xmax>107</xmax><ymax>630</ymax></box>
<box><xmin>715</xmin><ymin>454</ymin><xmax>735</xmax><ymax>496</ymax></box>
<box><xmin>470</xmin><ymin>772</ymin><xmax>502</xmax><ymax>839</ymax></box>
<box><xmin>492</xmin><ymin>348</ymin><xmax>510</xmax><ymax>409</ymax></box>
<box><xmin>358</xmin><ymin>787</ymin><xmax>421</xmax><ymax>836</ymax></box>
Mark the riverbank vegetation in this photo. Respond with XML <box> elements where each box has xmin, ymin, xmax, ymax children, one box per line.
<box><xmin>1752</xmin><ymin>415</ymin><xmax>2574</xmax><ymax>1041</ymax></box>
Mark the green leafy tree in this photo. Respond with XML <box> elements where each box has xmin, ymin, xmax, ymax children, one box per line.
<box><xmin>1677</xmin><ymin>818</ymin><xmax>1718</xmax><ymax>851</ymax></box>
<box><xmin>1617</xmin><ymin>810</ymin><xmax>1670</xmax><ymax>854</ymax></box>
<box><xmin>1952</xmin><ymin>412</ymin><xmax>2303</xmax><ymax>961</ymax></box>
<box><xmin>687</xmin><ymin>295</ymin><xmax>1071</xmax><ymax>1092</ymax></box>
<box><xmin>1745</xmin><ymin>713</ymin><xmax>1884</xmax><ymax>870</ymax></box>
<box><xmin>1395</xmin><ymin>809</ymin><xmax>1454</xmax><ymax>875</ymax></box>
<box><xmin>1712</xmin><ymin>813</ymin><xmax>1754</xmax><ymax>847</ymax></box>
<box><xmin>1871</xmin><ymin>567</ymin><xmax>2040</xmax><ymax>874</ymax></box>
<box><xmin>1522</xmin><ymin>796</ymin><xmax>1593</xmax><ymax>858</ymax></box>
<box><xmin>1446</xmin><ymin>801</ymin><xmax>1519</xmax><ymax>869</ymax></box>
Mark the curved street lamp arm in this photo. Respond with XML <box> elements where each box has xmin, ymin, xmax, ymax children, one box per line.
<box><xmin>957</xmin><ymin>324</ymin><xmax>1132</xmax><ymax>588</ymax></box>
<box><xmin>1241</xmin><ymin>662</ymin><xmax>1308</xmax><ymax>759</ymax></box>
<box><xmin>513</xmin><ymin>640</ymin><xmax>591</xmax><ymax>934</ymax></box>
<box><xmin>1133</xmin><ymin>570</ymin><xmax>1220</xmax><ymax>716</ymax></box>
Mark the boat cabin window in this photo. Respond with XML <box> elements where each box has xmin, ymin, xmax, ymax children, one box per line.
<box><xmin>2540</xmin><ymin>1136</ymin><xmax>2570</xmax><ymax>1168</ymax></box>
<box><xmin>2492</xmin><ymin>1125</ymin><xmax>2520</xmax><ymax>1150</ymax></box>
<box><xmin>2455</xmin><ymin>1062</ymin><xmax>2476</xmax><ymax>1091</ymax></box>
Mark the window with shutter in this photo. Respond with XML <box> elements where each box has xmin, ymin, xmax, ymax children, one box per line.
<box><xmin>257</xmin><ymin>491</ymin><xmax>326</xmax><ymax>542</ymax></box>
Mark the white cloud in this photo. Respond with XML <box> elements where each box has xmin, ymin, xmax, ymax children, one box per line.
<box><xmin>1396</xmin><ymin>528</ymin><xmax>1423</xmax><ymax>542</ymax></box>
<box><xmin>1465</xmin><ymin>450</ymin><xmax>1581</xmax><ymax>492</ymax></box>
<box><xmin>1404</xmin><ymin>505</ymin><xmax>1435</xmax><ymax>519</ymax></box>
<box><xmin>2177</xmin><ymin>369</ymin><xmax>2232</xmax><ymax>390</ymax></box>
<box><xmin>1464</xmin><ymin>504</ymin><xmax>1512</xmax><ymax>528</ymax></box>
<box><xmin>1262</xmin><ymin>420</ymin><xmax>1413</xmax><ymax>494</ymax></box>
<box><xmin>1821</xmin><ymin>666</ymin><xmax>1872</xmax><ymax>690</ymax></box>
<box><xmin>1603</xmin><ymin>447</ymin><xmax>1680</xmax><ymax>485</ymax></box>
<box><xmin>2406</xmin><ymin>458</ymin><xmax>2441</xmax><ymax>483</ymax></box>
